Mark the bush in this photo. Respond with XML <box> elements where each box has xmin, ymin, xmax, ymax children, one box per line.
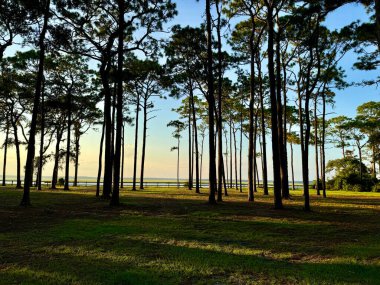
<box><xmin>343</xmin><ymin>183</ymin><xmax>364</xmax><ymax>192</ymax></box>
<box><xmin>310</xmin><ymin>179</ymin><xmax>323</xmax><ymax>190</ymax></box>
<box><xmin>326</xmin><ymin>157</ymin><xmax>377</xmax><ymax>192</ymax></box>
<box><xmin>328</xmin><ymin>176</ymin><xmax>375</xmax><ymax>192</ymax></box>
<box><xmin>326</xmin><ymin>179</ymin><xmax>335</xmax><ymax>190</ymax></box>
<box><xmin>58</xmin><ymin>178</ymin><xmax>65</xmax><ymax>186</ymax></box>
<box><xmin>372</xmin><ymin>183</ymin><xmax>380</xmax><ymax>193</ymax></box>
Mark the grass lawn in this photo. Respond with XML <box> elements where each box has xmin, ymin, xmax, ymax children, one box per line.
<box><xmin>0</xmin><ymin>187</ymin><xmax>379</xmax><ymax>285</ymax></box>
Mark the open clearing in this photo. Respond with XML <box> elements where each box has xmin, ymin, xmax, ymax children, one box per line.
<box><xmin>0</xmin><ymin>187</ymin><xmax>379</xmax><ymax>284</ymax></box>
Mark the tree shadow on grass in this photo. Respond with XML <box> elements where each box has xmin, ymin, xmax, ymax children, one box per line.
<box><xmin>0</xmin><ymin>189</ymin><xmax>379</xmax><ymax>284</ymax></box>
<box><xmin>1</xmin><ymin>235</ymin><xmax>379</xmax><ymax>285</ymax></box>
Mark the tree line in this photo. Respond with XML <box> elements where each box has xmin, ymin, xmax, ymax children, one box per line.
<box><xmin>0</xmin><ymin>0</ymin><xmax>378</xmax><ymax>210</ymax></box>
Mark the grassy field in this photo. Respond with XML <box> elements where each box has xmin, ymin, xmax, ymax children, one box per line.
<box><xmin>0</xmin><ymin>187</ymin><xmax>379</xmax><ymax>285</ymax></box>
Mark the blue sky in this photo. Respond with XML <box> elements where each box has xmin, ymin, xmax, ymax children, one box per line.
<box><xmin>1</xmin><ymin>1</ymin><xmax>378</xmax><ymax>181</ymax></box>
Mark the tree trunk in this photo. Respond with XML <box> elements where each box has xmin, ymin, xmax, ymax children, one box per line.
<box><xmin>257</xmin><ymin>57</ymin><xmax>269</xmax><ymax>195</ymax></box>
<box><xmin>111</xmin><ymin>83</ymin><xmax>116</xmax><ymax>171</ymax></box>
<box><xmin>314</xmin><ymin>98</ymin><xmax>320</xmax><ymax>195</ymax></box>
<box><xmin>275</xmin><ymin>25</ymin><xmax>289</xmax><ymax>199</ymax></box>
<box><xmin>282</xmin><ymin>58</ymin><xmax>290</xmax><ymax>198</ymax></box>
<box><xmin>21</xmin><ymin>0</ymin><xmax>50</xmax><ymax>206</ymax></box>
<box><xmin>206</xmin><ymin>0</ymin><xmax>217</xmax><ymax>204</ymax></box>
<box><xmin>222</xmin><ymin>151</ymin><xmax>228</xmax><ymax>196</ymax></box>
<box><xmin>190</xmin><ymin>86</ymin><xmax>200</xmax><ymax>193</ymax></box>
<box><xmin>110</xmin><ymin>0</ymin><xmax>124</xmax><ymax>206</ymax></box>
<box><xmin>290</xmin><ymin>141</ymin><xmax>295</xmax><ymax>191</ymax></box>
<box><xmin>2</xmin><ymin>121</ymin><xmax>9</xmax><ymax>186</ymax></box>
<box><xmin>192</xmin><ymin>126</ymin><xmax>195</xmax><ymax>186</ymax></box>
<box><xmin>248</xmin><ymin>43</ymin><xmax>255</xmax><ymax>202</ymax></box>
<box><xmin>322</xmin><ymin>90</ymin><xmax>327</xmax><ymax>198</ymax></box>
<box><xmin>372</xmin><ymin>145</ymin><xmax>377</xmax><ymax>179</ymax></box>
<box><xmin>101</xmin><ymin>62</ymin><xmax>113</xmax><ymax>199</ymax></box>
<box><xmin>12</xmin><ymin>121</ymin><xmax>22</xmax><ymax>189</ymax></box>
<box><xmin>177</xmin><ymin>137</ymin><xmax>180</xmax><ymax>188</ymax></box>
<box><xmin>256</xmin><ymin>156</ymin><xmax>260</xmax><ymax>188</ymax></box>
<box><xmin>73</xmin><ymin>133</ymin><xmax>80</xmax><ymax>187</ymax></box>
<box><xmin>266</xmin><ymin>4</ymin><xmax>283</xmax><ymax>209</ymax></box>
<box><xmin>188</xmin><ymin>108</ymin><xmax>192</xmax><ymax>190</ymax></box>
<box><xmin>229</xmin><ymin>119</ymin><xmax>233</xmax><ymax>189</ymax></box>
<box><xmin>37</xmin><ymin>86</ymin><xmax>45</xmax><ymax>190</ymax></box>
<box><xmin>132</xmin><ymin>94</ymin><xmax>140</xmax><ymax>191</ymax></box>
<box><xmin>253</xmin><ymin>110</ymin><xmax>259</xmax><ymax>194</ymax></box>
<box><xmin>64</xmin><ymin>90</ymin><xmax>72</xmax><ymax>191</ymax></box>
<box><xmin>216</xmin><ymin>0</ymin><xmax>223</xmax><ymax>202</ymax></box>
<box><xmin>96</xmin><ymin>121</ymin><xmax>105</xmax><ymax>197</ymax></box>
<box><xmin>358</xmin><ymin>144</ymin><xmax>363</xmax><ymax>182</ymax></box>
<box><xmin>121</xmin><ymin>124</ymin><xmax>125</xmax><ymax>188</ymax></box>
<box><xmin>239</xmin><ymin>111</ymin><xmax>243</xmax><ymax>193</ymax></box>
<box><xmin>51</xmin><ymin>129</ymin><xmax>63</xmax><ymax>190</ymax></box>
<box><xmin>140</xmin><ymin>99</ymin><xmax>148</xmax><ymax>190</ymax></box>
<box><xmin>233</xmin><ymin>128</ymin><xmax>238</xmax><ymax>190</ymax></box>
<box><xmin>200</xmin><ymin>134</ymin><xmax>205</xmax><ymax>188</ymax></box>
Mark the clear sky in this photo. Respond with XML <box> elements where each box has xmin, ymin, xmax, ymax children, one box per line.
<box><xmin>1</xmin><ymin>1</ymin><xmax>378</xmax><ymax>182</ymax></box>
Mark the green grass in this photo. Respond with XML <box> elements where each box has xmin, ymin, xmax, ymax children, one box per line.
<box><xmin>0</xmin><ymin>187</ymin><xmax>379</xmax><ymax>284</ymax></box>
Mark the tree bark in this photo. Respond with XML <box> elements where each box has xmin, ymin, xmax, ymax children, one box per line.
<box><xmin>110</xmin><ymin>0</ymin><xmax>125</xmax><ymax>206</ymax></box>
<box><xmin>266</xmin><ymin>3</ymin><xmax>283</xmax><ymax>209</ymax></box>
<box><xmin>206</xmin><ymin>0</ymin><xmax>217</xmax><ymax>204</ymax></box>
<box><xmin>188</xmin><ymin>108</ymin><xmax>192</xmax><ymax>190</ymax></box>
<box><xmin>96</xmin><ymin>121</ymin><xmax>105</xmax><ymax>197</ymax></box>
<box><xmin>51</xmin><ymin>129</ymin><xmax>63</xmax><ymax>190</ymax></box>
<box><xmin>314</xmin><ymin>97</ymin><xmax>320</xmax><ymax>195</ymax></box>
<box><xmin>358</xmin><ymin>144</ymin><xmax>363</xmax><ymax>181</ymax></box>
<box><xmin>372</xmin><ymin>145</ymin><xmax>377</xmax><ymax>179</ymax></box>
<box><xmin>101</xmin><ymin>61</ymin><xmax>113</xmax><ymax>199</ymax></box>
<box><xmin>257</xmin><ymin>55</ymin><xmax>269</xmax><ymax>195</ymax></box>
<box><xmin>190</xmin><ymin>86</ymin><xmax>200</xmax><ymax>193</ymax></box>
<box><xmin>223</xmin><ymin>131</ymin><xmax>229</xmax><ymax>196</ymax></box>
<box><xmin>239</xmin><ymin>110</ymin><xmax>243</xmax><ymax>193</ymax></box>
<box><xmin>248</xmin><ymin>42</ymin><xmax>255</xmax><ymax>202</ymax></box>
<box><xmin>12</xmin><ymin>120</ymin><xmax>22</xmax><ymax>189</ymax></box>
<box><xmin>64</xmin><ymin>89</ymin><xmax>72</xmax><ymax>191</ymax></box>
<box><xmin>21</xmin><ymin>0</ymin><xmax>50</xmax><ymax>206</ymax></box>
<box><xmin>253</xmin><ymin>110</ymin><xmax>259</xmax><ymax>194</ymax></box>
<box><xmin>275</xmin><ymin>25</ymin><xmax>289</xmax><ymax>199</ymax></box>
<box><xmin>2</xmin><ymin>121</ymin><xmax>9</xmax><ymax>186</ymax></box>
<box><xmin>73</xmin><ymin>133</ymin><xmax>80</xmax><ymax>187</ymax></box>
<box><xmin>322</xmin><ymin>90</ymin><xmax>327</xmax><ymax>198</ymax></box>
<box><xmin>177</xmin><ymin>137</ymin><xmax>180</xmax><ymax>188</ymax></box>
<box><xmin>140</xmin><ymin>99</ymin><xmax>148</xmax><ymax>190</ymax></box>
<box><xmin>233</xmin><ymin>127</ymin><xmax>238</xmax><ymax>190</ymax></box>
<box><xmin>37</xmin><ymin>85</ymin><xmax>45</xmax><ymax>190</ymax></box>
<box><xmin>132</xmin><ymin>94</ymin><xmax>140</xmax><ymax>191</ymax></box>
<box><xmin>121</xmin><ymin>124</ymin><xmax>125</xmax><ymax>188</ymax></box>
<box><xmin>200</xmin><ymin>134</ymin><xmax>205</xmax><ymax>188</ymax></box>
<box><xmin>282</xmin><ymin>62</ymin><xmax>290</xmax><ymax>197</ymax></box>
<box><xmin>216</xmin><ymin>0</ymin><xmax>223</xmax><ymax>202</ymax></box>
<box><xmin>229</xmin><ymin>119</ymin><xmax>233</xmax><ymax>189</ymax></box>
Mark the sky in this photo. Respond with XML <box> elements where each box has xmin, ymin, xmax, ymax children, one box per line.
<box><xmin>1</xmin><ymin>1</ymin><xmax>379</xmax><ymax>182</ymax></box>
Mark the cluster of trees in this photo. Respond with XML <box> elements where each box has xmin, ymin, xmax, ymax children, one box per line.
<box><xmin>0</xmin><ymin>0</ymin><xmax>378</xmax><ymax>210</ymax></box>
<box><xmin>327</xmin><ymin>101</ymin><xmax>380</xmax><ymax>191</ymax></box>
<box><xmin>0</xmin><ymin>0</ymin><xmax>176</xmax><ymax>207</ymax></box>
<box><xmin>166</xmin><ymin>0</ymin><xmax>379</xmax><ymax>210</ymax></box>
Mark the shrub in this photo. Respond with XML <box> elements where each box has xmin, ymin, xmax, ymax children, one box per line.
<box><xmin>58</xmin><ymin>178</ymin><xmax>65</xmax><ymax>186</ymax></box>
<box><xmin>372</xmin><ymin>183</ymin><xmax>380</xmax><ymax>193</ymax></box>
<box><xmin>310</xmin><ymin>179</ymin><xmax>323</xmax><ymax>190</ymax></box>
<box><xmin>326</xmin><ymin>179</ymin><xmax>335</xmax><ymax>190</ymax></box>
<box><xmin>326</xmin><ymin>157</ymin><xmax>377</xmax><ymax>192</ymax></box>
